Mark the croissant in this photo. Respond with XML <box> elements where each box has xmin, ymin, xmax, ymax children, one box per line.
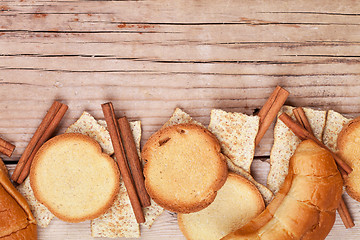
<box><xmin>222</xmin><ymin>140</ymin><xmax>343</xmax><ymax>240</ymax></box>
<box><xmin>0</xmin><ymin>159</ymin><xmax>37</xmax><ymax>240</ymax></box>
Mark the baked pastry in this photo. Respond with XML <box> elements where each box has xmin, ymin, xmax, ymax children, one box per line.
<box><xmin>222</xmin><ymin>140</ymin><xmax>343</xmax><ymax>240</ymax></box>
<box><xmin>0</xmin><ymin>158</ymin><xmax>37</xmax><ymax>240</ymax></box>
<box><xmin>142</xmin><ymin>123</ymin><xmax>228</xmax><ymax>213</ymax></box>
<box><xmin>30</xmin><ymin>133</ymin><xmax>120</xmax><ymax>223</ymax></box>
<box><xmin>337</xmin><ymin>116</ymin><xmax>360</xmax><ymax>201</ymax></box>
<box><xmin>178</xmin><ymin>173</ymin><xmax>265</xmax><ymax>240</ymax></box>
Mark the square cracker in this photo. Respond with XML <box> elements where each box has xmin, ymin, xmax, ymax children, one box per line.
<box><xmin>208</xmin><ymin>109</ymin><xmax>260</xmax><ymax>173</ymax></box>
<box><xmin>17</xmin><ymin>177</ymin><xmax>54</xmax><ymax>228</ymax></box>
<box><xmin>66</xmin><ymin>111</ymin><xmax>114</xmax><ymax>155</ymax></box>
<box><xmin>267</xmin><ymin>106</ymin><xmax>327</xmax><ymax>194</ymax></box>
<box><xmin>322</xmin><ymin>110</ymin><xmax>352</xmax><ymax>152</ymax></box>
<box><xmin>167</xmin><ymin>108</ymin><xmax>272</xmax><ymax>204</ymax></box>
<box><xmin>91</xmin><ymin>119</ymin><xmax>164</xmax><ymax>238</ymax></box>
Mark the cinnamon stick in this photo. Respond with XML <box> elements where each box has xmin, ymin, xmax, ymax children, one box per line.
<box><xmin>279</xmin><ymin>113</ymin><xmax>353</xmax><ymax>175</ymax></box>
<box><xmin>12</xmin><ymin>101</ymin><xmax>68</xmax><ymax>184</ymax></box>
<box><xmin>293</xmin><ymin>107</ymin><xmax>314</xmax><ymax>136</ymax></box>
<box><xmin>118</xmin><ymin>117</ymin><xmax>151</xmax><ymax>208</ymax></box>
<box><xmin>293</xmin><ymin>107</ymin><xmax>354</xmax><ymax>229</ymax></box>
<box><xmin>102</xmin><ymin>102</ymin><xmax>145</xmax><ymax>223</ymax></box>
<box><xmin>338</xmin><ymin>198</ymin><xmax>355</xmax><ymax>229</ymax></box>
<box><xmin>255</xmin><ymin>86</ymin><xmax>289</xmax><ymax>146</ymax></box>
<box><xmin>0</xmin><ymin>137</ymin><xmax>15</xmax><ymax>157</ymax></box>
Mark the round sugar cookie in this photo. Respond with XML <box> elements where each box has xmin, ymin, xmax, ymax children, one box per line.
<box><xmin>338</xmin><ymin>117</ymin><xmax>360</xmax><ymax>201</ymax></box>
<box><xmin>178</xmin><ymin>173</ymin><xmax>265</xmax><ymax>240</ymax></box>
<box><xmin>142</xmin><ymin>123</ymin><xmax>228</xmax><ymax>213</ymax></box>
<box><xmin>30</xmin><ymin>133</ymin><xmax>120</xmax><ymax>223</ymax></box>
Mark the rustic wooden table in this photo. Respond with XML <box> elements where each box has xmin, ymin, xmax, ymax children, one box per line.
<box><xmin>1</xmin><ymin>0</ymin><xmax>360</xmax><ymax>239</ymax></box>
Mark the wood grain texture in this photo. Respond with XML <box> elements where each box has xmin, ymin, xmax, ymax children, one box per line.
<box><xmin>1</xmin><ymin>0</ymin><xmax>360</xmax><ymax>238</ymax></box>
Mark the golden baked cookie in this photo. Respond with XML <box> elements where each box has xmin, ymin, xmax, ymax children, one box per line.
<box><xmin>30</xmin><ymin>133</ymin><xmax>120</xmax><ymax>223</ymax></box>
<box><xmin>178</xmin><ymin>173</ymin><xmax>265</xmax><ymax>240</ymax></box>
<box><xmin>337</xmin><ymin>116</ymin><xmax>360</xmax><ymax>201</ymax></box>
<box><xmin>142</xmin><ymin>123</ymin><xmax>227</xmax><ymax>213</ymax></box>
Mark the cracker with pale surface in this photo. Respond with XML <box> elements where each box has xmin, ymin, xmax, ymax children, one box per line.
<box><xmin>162</xmin><ymin>108</ymin><xmax>203</xmax><ymax>129</ymax></box>
<box><xmin>322</xmin><ymin>110</ymin><xmax>352</xmax><ymax>152</ymax></box>
<box><xmin>66</xmin><ymin>111</ymin><xmax>114</xmax><ymax>155</ymax></box>
<box><xmin>267</xmin><ymin>106</ymin><xmax>327</xmax><ymax>194</ymax></box>
<box><xmin>208</xmin><ymin>109</ymin><xmax>259</xmax><ymax>173</ymax></box>
<box><xmin>167</xmin><ymin>108</ymin><xmax>273</xmax><ymax>204</ymax></box>
<box><xmin>17</xmin><ymin>177</ymin><xmax>54</xmax><ymax>228</ymax></box>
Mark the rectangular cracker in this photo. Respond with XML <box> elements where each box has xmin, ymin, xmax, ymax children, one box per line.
<box><xmin>322</xmin><ymin>110</ymin><xmax>352</xmax><ymax>152</ymax></box>
<box><xmin>267</xmin><ymin>106</ymin><xmax>327</xmax><ymax>194</ymax></box>
<box><xmin>17</xmin><ymin>177</ymin><xmax>54</xmax><ymax>228</ymax></box>
<box><xmin>208</xmin><ymin>109</ymin><xmax>260</xmax><ymax>173</ymax></box>
<box><xmin>168</xmin><ymin>108</ymin><xmax>272</xmax><ymax>204</ymax></box>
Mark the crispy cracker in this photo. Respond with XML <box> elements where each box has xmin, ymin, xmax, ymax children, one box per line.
<box><xmin>162</xmin><ymin>108</ymin><xmax>203</xmax><ymax>129</ymax></box>
<box><xmin>226</xmin><ymin>157</ymin><xmax>274</xmax><ymax>205</ymax></box>
<box><xmin>17</xmin><ymin>177</ymin><xmax>54</xmax><ymax>228</ymax></box>
<box><xmin>208</xmin><ymin>109</ymin><xmax>259</xmax><ymax>173</ymax></box>
<box><xmin>267</xmin><ymin>106</ymin><xmax>327</xmax><ymax>194</ymax></box>
<box><xmin>323</xmin><ymin>110</ymin><xmax>352</xmax><ymax>152</ymax></box>
<box><xmin>167</xmin><ymin>108</ymin><xmax>272</xmax><ymax>204</ymax></box>
<box><xmin>66</xmin><ymin>111</ymin><xmax>114</xmax><ymax>155</ymax></box>
<box><xmin>91</xmin><ymin>177</ymin><xmax>140</xmax><ymax>238</ymax></box>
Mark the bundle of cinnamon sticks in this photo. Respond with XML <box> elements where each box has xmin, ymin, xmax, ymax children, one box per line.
<box><xmin>102</xmin><ymin>102</ymin><xmax>150</xmax><ymax>223</ymax></box>
<box><xmin>12</xmin><ymin>101</ymin><xmax>68</xmax><ymax>184</ymax></box>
